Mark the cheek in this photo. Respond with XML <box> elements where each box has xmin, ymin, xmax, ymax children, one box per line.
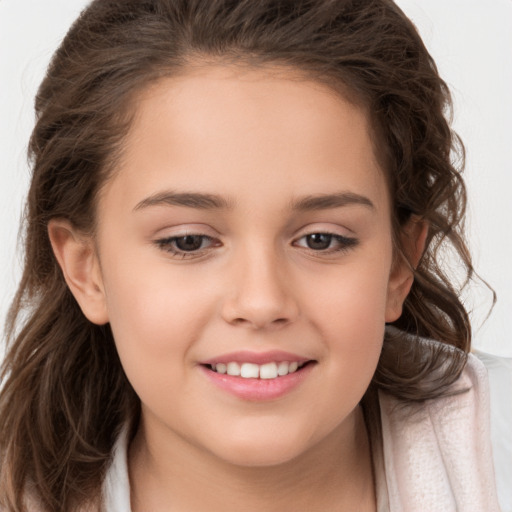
<box><xmin>103</xmin><ymin>248</ymin><xmax>210</xmax><ymax>331</ymax></box>
<box><xmin>99</xmin><ymin>252</ymin><xmax>218</xmax><ymax>390</ymax></box>
<box><xmin>310</xmin><ymin>253</ymin><xmax>391</xmax><ymax>331</ymax></box>
<box><xmin>306</xmin><ymin>253</ymin><xmax>392</xmax><ymax>385</ymax></box>
<box><xmin>323</xmin><ymin>289</ymin><xmax>386</xmax><ymax>376</ymax></box>
<box><xmin>102</xmin><ymin>272</ymin><xmax>215</xmax><ymax>428</ymax></box>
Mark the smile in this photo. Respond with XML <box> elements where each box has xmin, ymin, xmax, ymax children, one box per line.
<box><xmin>200</xmin><ymin>355</ymin><xmax>315</xmax><ymax>401</ymax></box>
<box><xmin>208</xmin><ymin>361</ymin><xmax>307</xmax><ymax>379</ymax></box>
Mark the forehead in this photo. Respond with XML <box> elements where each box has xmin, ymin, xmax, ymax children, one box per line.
<box><xmin>102</xmin><ymin>64</ymin><xmax>388</xmax><ymax>216</ymax></box>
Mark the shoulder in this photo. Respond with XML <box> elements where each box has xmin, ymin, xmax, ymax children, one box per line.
<box><xmin>473</xmin><ymin>350</ymin><xmax>512</xmax><ymax>512</ymax></box>
<box><xmin>378</xmin><ymin>337</ymin><xmax>502</xmax><ymax>511</ymax></box>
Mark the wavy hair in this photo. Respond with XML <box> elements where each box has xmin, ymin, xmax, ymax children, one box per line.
<box><xmin>1</xmin><ymin>0</ymin><xmax>477</xmax><ymax>510</ymax></box>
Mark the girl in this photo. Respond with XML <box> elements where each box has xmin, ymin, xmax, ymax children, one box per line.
<box><xmin>0</xmin><ymin>0</ymin><xmax>503</xmax><ymax>511</ymax></box>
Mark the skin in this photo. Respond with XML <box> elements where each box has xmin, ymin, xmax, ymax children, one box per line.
<box><xmin>49</xmin><ymin>65</ymin><xmax>424</xmax><ymax>511</ymax></box>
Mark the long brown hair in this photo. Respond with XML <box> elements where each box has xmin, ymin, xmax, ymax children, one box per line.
<box><xmin>1</xmin><ymin>0</ymin><xmax>477</xmax><ymax>510</ymax></box>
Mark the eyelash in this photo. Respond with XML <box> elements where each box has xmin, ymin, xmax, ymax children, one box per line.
<box><xmin>293</xmin><ymin>233</ymin><xmax>359</xmax><ymax>254</ymax></box>
<box><xmin>155</xmin><ymin>234</ymin><xmax>218</xmax><ymax>259</ymax></box>
<box><xmin>155</xmin><ymin>232</ymin><xmax>359</xmax><ymax>259</ymax></box>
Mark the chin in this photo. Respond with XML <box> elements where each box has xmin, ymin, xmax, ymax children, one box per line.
<box><xmin>217</xmin><ymin>444</ymin><xmax>304</xmax><ymax>468</ymax></box>
<box><xmin>203</xmin><ymin>427</ymin><xmax>317</xmax><ymax>468</ymax></box>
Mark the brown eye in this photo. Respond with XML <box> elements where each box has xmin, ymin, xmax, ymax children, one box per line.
<box><xmin>174</xmin><ymin>235</ymin><xmax>205</xmax><ymax>252</ymax></box>
<box><xmin>294</xmin><ymin>232</ymin><xmax>359</xmax><ymax>254</ymax></box>
<box><xmin>305</xmin><ymin>233</ymin><xmax>333</xmax><ymax>250</ymax></box>
<box><xmin>156</xmin><ymin>234</ymin><xmax>217</xmax><ymax>256</ymax></box>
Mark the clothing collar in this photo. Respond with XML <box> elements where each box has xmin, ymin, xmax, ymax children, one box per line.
<box><xmin>102</xmin><ymin>426</ymin><xmax>132</xmax><ymax>512</ymax></box>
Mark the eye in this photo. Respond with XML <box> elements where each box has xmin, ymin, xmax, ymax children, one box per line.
<box><xmin>294</xmin><ymin>233</ymin><xmax>358</xmax><ymax>253</ymax></box>
<box><xmin>155</xmin><ymin>234</ymin><xmax>219</xmax><ymax>257</ymax></box>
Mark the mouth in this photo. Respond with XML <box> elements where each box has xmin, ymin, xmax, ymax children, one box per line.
<box><xmin>199</xmin><ymin>351</ymin><xmax>316</xmax><ymax>400</ymax></box>
<box><xmin>203</xmin><ymin>360</ymin><xmax>312</xmax><ymax>380</ymax></box>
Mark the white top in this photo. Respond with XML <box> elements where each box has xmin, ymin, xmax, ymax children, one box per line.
<box><xmin>102</xmin><ymin>352</ymin><xmax>507</xmax><ymax>512</ymax></box>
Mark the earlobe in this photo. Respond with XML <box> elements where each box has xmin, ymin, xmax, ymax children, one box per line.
<box><xmin>48</xmin><ymin>219</ymin><xmax>109</xmax><ymax>325</ymax></box>
<box><xmin>385</xmin><ymin>218</ymin><xmax>428</xmax><ymax>322</ymax></box>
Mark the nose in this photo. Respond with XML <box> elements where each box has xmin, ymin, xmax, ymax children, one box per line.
<box><xmin>220</xmin><ymin>246</ymin><xmax>299</xmax><ymax>330</ymax></box>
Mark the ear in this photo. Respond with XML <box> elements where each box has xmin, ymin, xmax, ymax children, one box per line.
<box><xmin>48</xmin><ymin>219</ymin><xmax>109</xmax><ymax>325</ymax></box>
<box><xmin>385</xmin><ymin>217</ymin><xmax>428</xmax><ymax>322</ymax></box>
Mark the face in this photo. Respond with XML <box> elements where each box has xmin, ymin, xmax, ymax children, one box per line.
<box><xmin>85</xmin><ymin>65</ymin><xmax>410</xmax><ymax>466</ymax></box>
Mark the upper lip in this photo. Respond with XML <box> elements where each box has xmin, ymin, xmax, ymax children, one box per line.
<box><xmin>200</xmin><ymin>350</ymin><xmax>312</xmax><ymax>366</ymax></box>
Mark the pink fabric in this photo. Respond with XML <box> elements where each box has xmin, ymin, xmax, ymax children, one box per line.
<box><xmin>378</xmin><ymin>353</ymin><xmax>501</xmax><ymax>511</ymax></box>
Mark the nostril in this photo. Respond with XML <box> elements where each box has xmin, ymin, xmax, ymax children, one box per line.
<box><xmin>220</xmin><ymin>287</ymin><xmax>299</xmax><ymax>329</ymax></box>
<box><xmin>229</xmin><ymin>316</ymin><xmax>289</xmax><ymax>328</ymax></box>
<box><xmin>273</xmin><ymin>317</ymin><xmax>289</xmax><ymax>324</ymax></box>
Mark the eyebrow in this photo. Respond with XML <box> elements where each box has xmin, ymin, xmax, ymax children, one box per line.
<box><xmin>133</xmin><ymin>190</ymin><xmax>375</xmax><ymax>213</ymax></box>
<box><xmin>291</xmin><ymin>192</ymin><xmax>375</xmax><ymax>211</ymax></box>
<box><xmin>133</xmin><ymin>191</ymin><xmax>233</xmax><ymax>211</ymax></box>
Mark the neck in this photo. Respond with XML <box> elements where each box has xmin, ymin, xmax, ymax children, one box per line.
<box><xmin>129</xmin><ymin>407</ymin><xmax>375</xmax><ymax>512</ymax></box>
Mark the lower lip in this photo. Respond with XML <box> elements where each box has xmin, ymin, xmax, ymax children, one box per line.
<box><xmin>199</xmin><ymin>363</ymin><xmax>315</xmax><ymax>401</ymax></box>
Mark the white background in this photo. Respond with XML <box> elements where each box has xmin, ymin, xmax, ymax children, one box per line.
<box><xmin>1</xmin><ymin>0</ymin><xmax>511</xmax><ymax>356</ymax></box>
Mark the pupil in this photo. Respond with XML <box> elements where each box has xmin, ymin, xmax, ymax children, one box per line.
<box><xmin>176</xmin><ymin>235</ymin><xmax>203</xmax><ymax>251</ymax></box>
<box><xmin>307</xmin><ymin>233</ymin><xmax>332</xmax><ymax>250</ymax></box>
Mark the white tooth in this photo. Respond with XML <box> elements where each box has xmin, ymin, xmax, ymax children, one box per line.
<box><xmin>277</xmin><ymin>361</ymin><xmax>290</xmax><ymax>376</ymax></box>
<box><xmin>288</xmin><ymin>361</ymin><xmax>299</xmax><ymax>373</ymax></box>
<box><xmin>240</xmin><ymin>363</ymin><xmax>259</xmax><ymax>378</ymax></box>
<box><xmin>259</xmin><ymin>362</ymin><xmax>278</xmax><ymax>379</ymax></box>
<box><xmin>226</xmin><ymin>362</ymin><xmax>241</xmax><ymax>376</ymax></box>
<box><xmin>216</xmin><ymin>363</ymin><xmax>227</xmax><ymax>374</ymax></box>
